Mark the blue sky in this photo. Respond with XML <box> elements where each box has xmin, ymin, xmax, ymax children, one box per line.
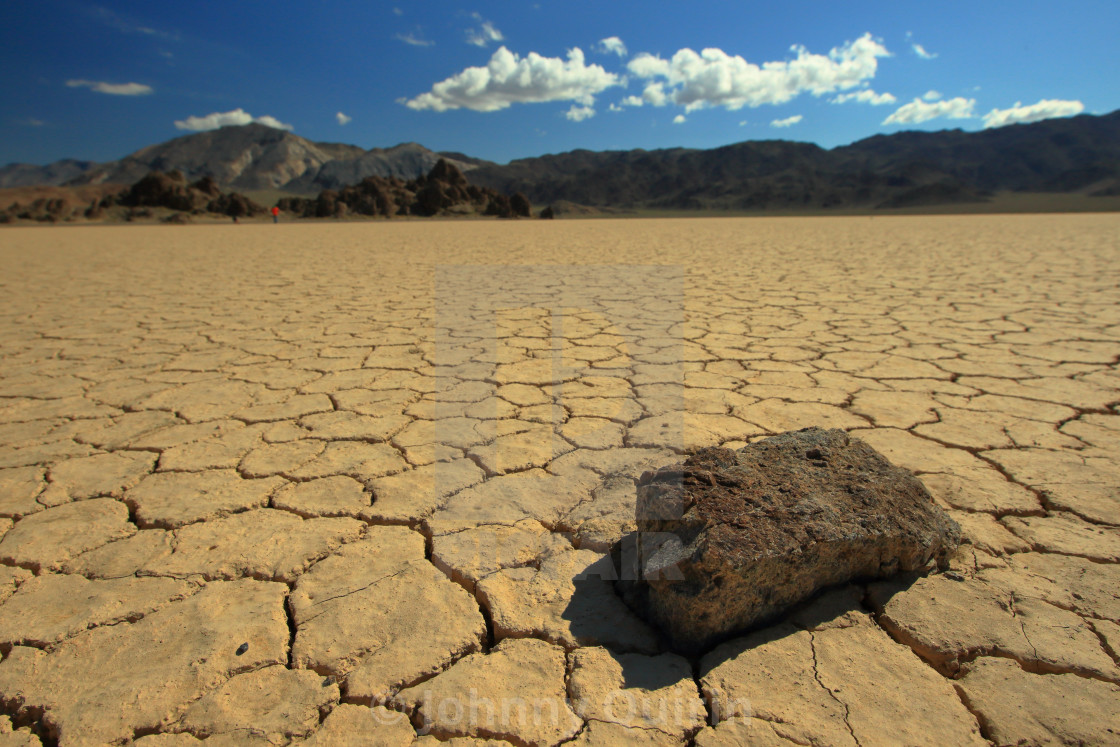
<box><xmin>2</xmin><ymin>0</ymin><xmax>1117</xmax><ymax>166</ymax></box>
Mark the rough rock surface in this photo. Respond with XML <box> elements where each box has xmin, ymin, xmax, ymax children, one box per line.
<box><xmin>620</xmin><ymin>427</ymin><xmax>960</xmax><ymax>652</ymax></box>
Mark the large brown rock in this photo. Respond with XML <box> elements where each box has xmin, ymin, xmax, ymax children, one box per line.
<box><xmin>619</xmin><ymin>427</ymin><xmax>959</xmax><ymax>653</ymax></box>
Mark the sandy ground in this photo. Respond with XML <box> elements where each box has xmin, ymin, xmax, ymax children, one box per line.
<box><xmin>0</xmin><ymin>215</ymin><xmax>1118</xmax><ymax>745</ymax></box>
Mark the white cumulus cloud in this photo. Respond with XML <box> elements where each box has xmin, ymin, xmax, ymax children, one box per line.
<box><xmin>619</xmin><ymin>95</ymin><xmax>644</xmax><ymax>107</ymax></box>
<box><xmin>882</xmin><ymin>97</ymin><xmax>975</xmax><ymax>125</ymax></box>
<box><xmin>336</xmin><ymin>112</ymin><xmax>352</xmax><ymax>125</ymax></box>
<box><xmin>401</xmin><ymin>46</ymin><xmax>621</xmax><ymax>112</ymax></box>
<box><xmin>66</xmin><ymin>79</ymin><xmax>152</xmax><ymax>96</ymax></box>
<box><xmin>466</xmin><ymin>15</ymin><xmax>504</xmax><ymax>47</ymax></box>
<box><xmin>597</xmin><ymin>36</ymin><xmax>627</xmax><ymax>57</ymax></box>
<box><xmin>830</xmin><ymin>89</ymin><xmax>896</xmax><ymax>105</ymax></box>
<box><xmin>625</xmin><ymin>33</ymin><xmax>890</xmax><ymax>112</ymax></box>
<box><xmin>982</xmin><ymin>99</ymin><xmax>1085</xmax><ymax>129</ymax></box>
<box><xmin>565</xmin><ymin>105</ymin><xmax>595</xmax><ymax>122</ymax></box>
<box><xmin>673</xmin><ymin>114</ymin><xmax>687</xmax><ymax>124</ymax></box>
<box><xmin>923</xmin><ymin>90</ymin><xmax>942</xmax><ymax>101</ymax></box>
<box><xmin>640</xmin><ymin>83</ymin><xmax>668</xmax><ymax>107</ymax></box>
<box><xmin>771</xmin><ymin>114</ymin><xmax>803</xmax><ymax>127</ymax></box>
<box><xmin>174</xmin><ymin>108</ymin><xmax>293</xmax><ymax>132</ymax></box>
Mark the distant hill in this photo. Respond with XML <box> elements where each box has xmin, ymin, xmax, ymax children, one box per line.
<box><xmin>467</xmin><ymin>110</ymin><xmax>1120</xmax><ymax>210</ymax></box>
<box><xmin>0</xmin><ymin>124</ymin><xmax>486</xmax><ymax>194</ymax></box>
<box><xmin>2</xmin><ymin>110</ymin><xmax>1118</xmax><ymax>209</ymax></box>
<box><xmin>0</xmin><ymin>159</ymin><xmax>98</xmax><ymax>189</ymax></box>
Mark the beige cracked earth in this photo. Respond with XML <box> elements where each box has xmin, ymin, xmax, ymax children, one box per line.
<box><xmin>0</xmin><ymin>215</ymin><xmax>1118</xmax><ymax>746</ymax></box>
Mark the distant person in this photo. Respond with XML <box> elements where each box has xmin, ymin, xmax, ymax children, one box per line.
<box><xmin>271</xmin><ymin>205</ymin><xmax>280</xmax><ymax>224</ymax></box>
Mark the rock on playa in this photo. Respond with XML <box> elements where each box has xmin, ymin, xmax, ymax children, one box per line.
<box><xmin>619</xmin><ymin>427</ymin><xmax>959</xmax><ymax>654</ymax></box>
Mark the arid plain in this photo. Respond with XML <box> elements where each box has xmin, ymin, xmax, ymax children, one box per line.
<box><xmin>0</xmin><ymin>215</ymin><xmax>1118</xmax><ymax>746</ymax></box>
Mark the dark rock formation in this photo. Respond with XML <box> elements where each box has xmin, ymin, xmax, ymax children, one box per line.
<box><xmin>11</xmin><ymin>197</ymin><xmax>76</xmax><ymax>222</ymax></box>
<box><xmin>276</xmin><ymin>159</ymin><xmax>517</xmax><ymax>220</ymax></box>
<box><xmin>191</xmin><ymin>176</ymin><xmax>222</xmax><ymax>199</ymax></box>
<box><xmin>112</xmin><ymin>170</ymin><xmax>264</xmax><ymax>219</ymax></box>
<box><xmin>314</xmin><ymin>190</ymin><xmax>339</xmax><ymax>218</ymax></box>
<box><xmin>413</xmin><ymin>180</ymin><xmax>447</xmax><ymax>216</ymax></box>
<box><xmin>427</xmin><ymin>158</ymin><xmax>469</xmax><ymax>187</ymax></box>
<box><xmin>0</xmin><ymin>188</ymin><xmax>118</xmax><ymax>223</ymax></box>
<box><xmin>119</xmin><ymin>171</ymin><xmax>207</xmax><ymax>212</ymax></box>
<box><xmin>207</xmin><ymin>192</ymin><xmax>262</xmax><ymax>218</ymax></box>
<box><xmin>484</xmin><ymin>194</ymin><xmax>512</xmax><ymax>218</ymax></box>
<box><xmin>509</xmin><ymin>192</ymin><xmax>532</xmax><ymax>218</ymax></box>
<box><xmin>618</xmin><ymin>427</ymin><xmax>960</xmax><ymax>654</ymax></box>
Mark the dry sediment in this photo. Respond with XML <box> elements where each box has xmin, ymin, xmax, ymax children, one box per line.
<box><xmin>0</xmin><ymin>215</ymin><xmax>1117</xmax><ymax>745</ymax></box>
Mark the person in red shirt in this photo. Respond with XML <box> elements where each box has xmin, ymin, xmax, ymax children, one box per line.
<box><xmin>271</xmin><ymin>205</ymin><xmax>280</xmax><ymax>223</ymax></box>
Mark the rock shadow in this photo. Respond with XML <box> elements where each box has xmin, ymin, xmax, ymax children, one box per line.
<box><xmin>563</xmin><ymin>529</ymin><xmax>929</xmax><ymax>669</ymax></box>
<box><xmin>558</xmin><ymin>548</ymin><xmax>663</xmax><ymax>655</ymax></box>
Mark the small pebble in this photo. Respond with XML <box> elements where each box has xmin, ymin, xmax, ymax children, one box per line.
<box><xmin>236</xmin><ymin>642</ymin><xmax>249</xmax><ymax>656</ymax></box>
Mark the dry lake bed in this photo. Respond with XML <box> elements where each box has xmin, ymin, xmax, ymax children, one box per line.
<box><xmin>0</xmin><ymin>215</ymin><xmax>1118</xmax><ymax>745</ymax></box>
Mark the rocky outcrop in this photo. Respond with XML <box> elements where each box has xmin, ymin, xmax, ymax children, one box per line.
<box><xmin>277</xmin><ymin>159</ymin><xmax>527</xmax><ymax>219</ymax></box>
<box><xmin>119</xmin><ymin>170</ymin><xmax>208</xmax><ymax>212</ymax></box>
<box><xmin>510</xmin><ymin>192</ymin><xmax>532</xmax><ymax>217</ymax></box>
<box><xmin>0</xmin><ymin>196</ymin><xmax>79</xmax><ymax>223</ymax></box>
<box><xmin>115</xmin><ymin>170</ymin><xmax>265</xmax><ymax>217</ymax></box>
<box><xmin>618</xmin><ymin>427</ymin><xmax>960</xmax><ymax>654</ymax></box>
<box><xmin>0</xmin><ymin>185</ymin><xmax>123</xmax><ymax>223</ymax></box>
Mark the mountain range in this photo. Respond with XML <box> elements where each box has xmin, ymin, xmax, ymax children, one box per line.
<box><xmin>0</xmin><ymin>123</ymin><xmax>482</xmax><ymax>194</ymax></box>
<box><xmin>3</xmin><ymin>110</ymin><xmax>1118</xmax><ymax>211</ymax></box>
<box><xmin>467</xmin><ymin>110</ymin><xmax>1120</xmax><ymax>210</ymax></box>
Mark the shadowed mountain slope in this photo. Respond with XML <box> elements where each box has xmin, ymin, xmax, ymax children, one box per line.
<box><xmin>466</xmin><ymin>111</ymin><xmax>1120</xmax><ymax>210</ymax></box>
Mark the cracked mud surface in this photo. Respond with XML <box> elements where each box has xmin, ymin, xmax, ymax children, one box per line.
<box><xmin>0</xmin><ymin>215</ymin><xmax>1118</xmax><ymax>745</ymax></box>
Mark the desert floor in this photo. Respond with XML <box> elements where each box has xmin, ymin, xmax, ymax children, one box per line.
<box><xmin>0</xmin><ymin>215</ymin><xmax>1118</xmax><ymax>746</ymax></box>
